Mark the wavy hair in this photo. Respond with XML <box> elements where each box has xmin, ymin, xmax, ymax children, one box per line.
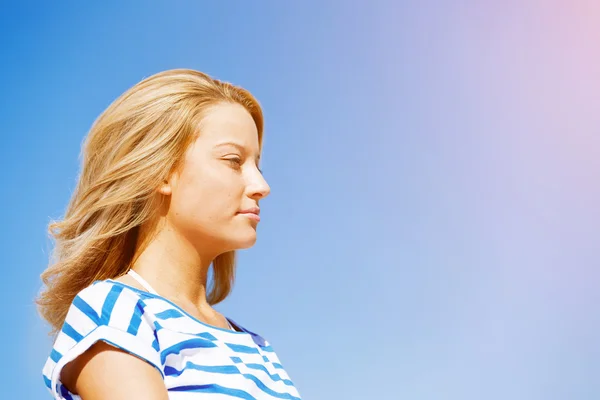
<box><xmin>37</xmin><ymin>69</ymin><xmax>264</xmax><ymax>335</ymax></box>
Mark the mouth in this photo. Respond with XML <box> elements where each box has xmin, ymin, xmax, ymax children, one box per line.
<box><xmin>237</xmin><ymin>207</ymin><xmax>261</xmax><ymax>222</ymax></box>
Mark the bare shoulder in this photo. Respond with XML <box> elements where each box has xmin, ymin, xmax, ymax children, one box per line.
<box><xmin>62</xmin><ymin>341</ymin><xmax>168</xmax><ymax>400</ymax></box>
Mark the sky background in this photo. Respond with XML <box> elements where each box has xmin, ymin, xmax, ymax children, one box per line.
<box><xmin>1</xmin><ymin>1</ymin><xmax>599</xmax><ymax>399</ymax></box>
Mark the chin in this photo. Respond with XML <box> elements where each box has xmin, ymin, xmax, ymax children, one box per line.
<box><xmin>237</xmin><ymin>236</ymin><xmax>258</xmax><ymax>250</ymax></box>
<box><xmin>228</xmin><ymin>231</ymin><xmax>258</xmax><ymax>250</ymax></box>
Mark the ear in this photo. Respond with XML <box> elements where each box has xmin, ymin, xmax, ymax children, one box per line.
<box><xmin>158</xmin><ymin>179</ymin><xmax>172</xmax><ymax>196</ymax></box>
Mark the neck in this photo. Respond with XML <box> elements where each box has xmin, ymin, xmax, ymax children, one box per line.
<box><xmin>130</xmin><ymin>219</ymin><xmax>217</xmax><ymax>308</ymax></box>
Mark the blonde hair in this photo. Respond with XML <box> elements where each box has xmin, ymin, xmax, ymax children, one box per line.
<box><xmin>37</xmin><ymin>69</ymin><xmax>264</xmax><ymax>335</ymax></box>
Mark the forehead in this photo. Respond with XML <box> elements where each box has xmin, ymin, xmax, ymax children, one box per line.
<box><xmin>197</xmin><ymin>102</ymin><xmax>259</xmax><ymax>148</ymax></box>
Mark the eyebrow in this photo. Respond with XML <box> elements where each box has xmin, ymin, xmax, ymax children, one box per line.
<box><xmin>214</xmin><ymin>142</ymin><xmax>261</xmax><ymax>162</ymax></box>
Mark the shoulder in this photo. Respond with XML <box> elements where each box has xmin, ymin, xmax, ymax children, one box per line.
<box><xmin>77</xmin><ymin>278</ymin><xmax>149</xmax><ymax>307</ymax></box>
<box><xmin>53</xmin><ymin>279</ymin><xmax>159</xmax><ymax>344</ymax></box>
<box><xmin>58</xmin><ymin>279</ymin><xmax>161</xmax><ymax>357</ymax></box>
<box><xmin>43</xmin><ymin>280</ymin><xmax>164</xmax><ymax>396</ymax></box>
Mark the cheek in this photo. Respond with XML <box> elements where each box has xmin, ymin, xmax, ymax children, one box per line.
<box><xmin>171</xmin><ymin>169</ymin><xmax>239</xmax><ymax>221</ymax></box>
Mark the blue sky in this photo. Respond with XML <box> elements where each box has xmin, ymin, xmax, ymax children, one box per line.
<box><xmin>1</xmin><ymin>1</ymin><xmax>599</xmax><ymax>399</ymax></box>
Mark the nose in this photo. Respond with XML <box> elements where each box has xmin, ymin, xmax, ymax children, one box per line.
<box><xmin>247</xmin><ymin>171</ymin><xmax>271</xmax><ymax>201</ymax></box>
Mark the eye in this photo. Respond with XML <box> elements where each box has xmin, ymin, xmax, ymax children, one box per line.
<box><xmin>226</xmin><ymin>156</ymin><xmax>242</xmax><ymax>169</ymax></box>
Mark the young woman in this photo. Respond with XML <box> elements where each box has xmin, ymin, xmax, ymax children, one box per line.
<box><xmin>37</xmin><ymin>69</ymin><xmax>301</xmax><ymax>400</ymax></box>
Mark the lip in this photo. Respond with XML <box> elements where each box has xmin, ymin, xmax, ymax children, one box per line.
<box><xmin>239</xmin><ymin>207</ymin><xmax>260</xmax><ymax>215</ymax></box>
<box><xmin>238</xmin><ymin>207</ymin><xmax>261</xmax><ymax>222</ymax></box>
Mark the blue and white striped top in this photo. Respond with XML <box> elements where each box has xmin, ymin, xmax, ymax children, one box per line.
<box><xmin>42</xmin><ymin>277</ymin><xmax>301</xmax><ymax>399</ymax></box>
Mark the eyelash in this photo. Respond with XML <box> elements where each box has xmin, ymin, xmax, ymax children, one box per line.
<box><xmin>227</xmin><ymin>157</ymin><xmax>242</xmax><ymax>168</ymax></box>
<box><xmin>227</xmin><ymin>157</ymin><xmax>263</xmax><ymax>174</ymax></box>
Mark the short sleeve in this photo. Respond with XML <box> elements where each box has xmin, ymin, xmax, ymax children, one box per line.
<box><xmin>42</xmin><ymin>281</ymin><xmax>163</xmax><ymax>399</ymax></box>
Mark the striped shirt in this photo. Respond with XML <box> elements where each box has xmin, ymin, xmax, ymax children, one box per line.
<box><xmin>42</xmin><ymin>279</ymin><xmax>301</xmax><ymax>399</ymax></box>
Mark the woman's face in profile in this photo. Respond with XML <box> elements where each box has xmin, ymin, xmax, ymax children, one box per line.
<box><xmin>163</xmin><ymin>102</ymin><xmax>270</xmax><ymax>253</ymax></box>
